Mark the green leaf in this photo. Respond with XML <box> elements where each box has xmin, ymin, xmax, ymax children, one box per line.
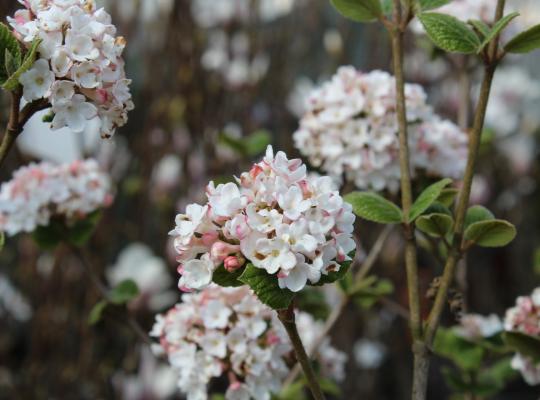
<box><xmin>319</xmin><ymin>378</ymin><xmax>341</xmax><ymax>396</ymax></box>
<box><xmin>464</xmin><ymin>219</ymin><xmax>516</xmax><ymax>248</ymax></box>
<box><xmin>88</xmin><ymin>300</ymin><xmax>107</xmax><ymax>325</ymax></box>
<box><xmin>32</xmin><ymin>221</ymin><xmax>64</xmax><ymax>250</ymax></box>
<box><xmin>351</xmin><ymin>276</ymin><xmax>394</xmax><ymax>309</ymax></box>
<box><xmin>109</xmin><ymin>279</ymin><xmax>139</xmax><ymax>305</ymax></box>
<box><xmin>330</xmin><ymin>0</ymin><xmax>383</xmax><ymax>23</ymax></box>
<box><xmin>279</xmin><ymin>381</ymin><xmax>308</xmax><ymax>400</ymax></box>
<box><xmin>212</xmin><ymin>264</ymin><xmax>244</xmax><ymax>287</ymax></box>
<box><xmin>478</xmin><ymin>12</ymin><xmax>520</xmax><ymax>52</ymax></box>
<box><xmin>464</xmin><ymin>205</ymin><xmax>494</xmax><ymax>229</ymax></box>
<box><xmin>416</xmin><ymin>213</ymin><xmax>453</xmax><ymax>237</ymax></box>
<box><xmin>296</xmin><ymin>288</ymin><xmax>330</xmax><ymax>320</ymax></box>
<box><xmin>3</xmin><ymin>38</ymin><xmax>42</xmax><ymax>91</ymax></box>
<box><xmin>437</xmin><ymin>188</ymin><xmax>459</xmax><ymax>208</ymax></box>
<box><xmin>468</xmin><ymin>19</ymin><xmax>491</xmax><ymax>38</ymax></box>
<box><xmin>244</xmin><ymin>130</ymin><xmax>271</xmax><ymax>156</ymax></box>
<box><xmin>4</xmin><ymin>50</ymin><xmax>18</xmax><ymax>77</ymax></box>
<box><xmin>476</xmin><ymin>357</ymin><xmax>518</xmax><ymax>396</ymax></box>
<box><xmin>434</xmin><ymin>328</ymin><xmax>484</xmax><ymax>371</ymax></box>
<box><xmin>504</xmin><ymin>23</ymin><xmax>540</xmax><ymax>53</ymax></box>
<box><xmin>409</xmin><ymin>178</ymin><xmax>452</xmax><ymax>222</ymax></box>
<box><xmin>344</xmin><ymin>192</ymin><xmax>402</xmax><ymax>224</ymax></box>
<box><xmin>418</xmin><ymin>13</ymin><xmax>481</xmax><ymax>54</ymax></box>
<box><xmin>417</xmin><ymin>0</ymin><xmax>450</xmax><ymax>11</ymax></box>
<box><xmin>238</xmin><ymin>263</ymin><xmax>295</xmax><ymax>310</ymax></box>
<box><xmin>67</xmin><ymin>210</ymin><xmax>102</xmax><ymax>247</ymax></box>
<box><xmin>0</xmin><ymin>22</ymin><xmax>21</xmax><ymax>84</ymax></box>
<box><xmin>503</xmin><ymin>332</ymin><xmax>540</xmax><ymax>362</ymax></box>
<box><xmin>0</xmin><ymin>232</ymin><xmax>4</xmax><ymax>251</ymax></box>
<box><xmin>219</xmin><ymin>130</ymin><xmax>271</xmax><ymax>157</ymax></box>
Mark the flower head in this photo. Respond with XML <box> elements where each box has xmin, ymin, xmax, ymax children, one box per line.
<box><xmin>10</xmin><ymin>0</ymin><xmax>133</xmax><ymax>138</ymax></box>
<box><xmin>169</xmin><ymin>145</ymin><xmax>356</xmax><ymax>294</ymax></box>
<box><xmin>151</xmin><ymin>285</ymin><xmax>347</xmax><ymax>400</ymax></box>
<box><xmin>293</xmin><ymin>67</ymin><xmax>468</xmax><ymax>192</ymax></box>
<box><xmin>0</xmin><ymin>159</ymin><xmax>112</xmax><ymax>236</ymax></box>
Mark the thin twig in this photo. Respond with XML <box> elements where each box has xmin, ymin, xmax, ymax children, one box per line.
<box><xmin>278</xmin><ymin>304</ymin><xmax>326</xmax><ymax>400</ymax></box>
<box><xmin>0</xmin><ymin>93</ymin><xmax>50</xmax><ymax>169</ymax></box>
<box><xmin>284</xmin><ymin>226</ymin><xmax>392</xmax><ymax>387</ymax></box>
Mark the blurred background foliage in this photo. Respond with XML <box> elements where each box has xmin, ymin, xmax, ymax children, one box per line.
<box><xmin>0</xmin><ymin>0</ymin><xmax>539</xmax><ymax>399</ymax></box>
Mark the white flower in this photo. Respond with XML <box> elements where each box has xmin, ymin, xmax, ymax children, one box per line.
<box><xmin>277</xmin><ymin>186</ymin><xmax>311</xmax><ymax>220</ymax></box>
<box><xmin>179</xmin><ymin>255</ymin><xmax>215</xmax><ymax>290</ymax></box>
<box><xmin>20</xmin><ymin>59</ymin><xmax>55</xmax><ymax>101</ymax></box>
<box><xmin>455</xmin><ymin>314</ymin><xmax>503</xmax><ymax>340</ymax></box>
<box><xmin>199</xmin><ymin>330</ymin><xmax>228</xmax><ymax>358</ymax></box>
<box><xmin>65</xmin><ymin>31</ymin><xmax>99</xmax><ymax>61</ymax></box>
<box><xmin>201</xmin><ymin>300</ymin><xmax>232</xmax><ymax>329</ymax></box>
<box><xmin>71</xmin><ymin>61</ymin><xmax>100</xmax><ymax>88</ymax></box>
<box><xmin>253</xmin><ymin>238</ymin><xmax>296</xmax><ymax>274</ymax></box>
<box><xmin>52</xmin><ymin>94</ymin><xmax>97</xmax><ymax>132</ymax></box>
<box><xmin>208</xmin><ymin>182</ymin><xmax>246</xmax><ymax>218</ymax></box>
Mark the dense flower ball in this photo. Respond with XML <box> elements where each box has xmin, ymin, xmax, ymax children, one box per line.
<box><xmin>0</xmin><ymin>159</ymin><xmax>112</xmax><ymax>236</ymax></box>
<box><xmin>150</xmin><ymin>285</ymin><xmax>347</xmax><ymax>400</ymax></box>
<box><xmin>293</xmin><ymin>67</ymin><xmax>468</xmax><ymax>191</ymax></box>
<box><xmin>169</xmin><ymin>145</ymin><xmax>356</xmax><ymax>293</ymax></box>
<box><xmin>9</xmin><ymin>0</ymin><xmax>133</xmax><ymax>138</ymax></box>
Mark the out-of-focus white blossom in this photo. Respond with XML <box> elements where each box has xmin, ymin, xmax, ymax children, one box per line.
<box><xmin>287</xmin><ymin>77</ymin><xmax>315</xmax><ymax>118</ymax></box>
<box><xmin>0</xmin><ymin>159</ymin><xmax>112</xmax><ymax>236</ymax></box>
<box><xmin>169</xmin><ymin>145</ymin><xmax>356</xmax><ymax>293</ymax></box>
<box><xmin>482</xmin><ymin>67</ymin><xmax>540</xmax><ymax>137</ymax></box>
<box><xmin>293</xmin><ymin>67</ymin><xmax>468</xmax><ymax>191</ymax></box>
<box><xmin>454</xmin><ymin>314</ymin><xmax>503</xmax><ymax>340</ymax></box>
<box><xmin>151</xmin><ymin>154</ymin><xmax>183</xmax><ymax>193</ymax></box>
<box><xmin>201</xmin><ymin>30</ymin><xmax>269</xmax><ymax>87</ymax></box>
<box><xmin>504</xmin><ymin>287</ymin><xmax>540</xmax><ymax>337</ymax></box>
<box><xmin>510</xmin><ymin>353</ymin><xmax>540</xmax><ymax>386</ymax></box>
<box><xmin>354</xmin><ymin>339</ymin><xmax>386</xmax><ymax>369</ymax></box>
<box><xmin>0</xmin><ymin>275</ymin><xmax>32</xmax><ymax>322</ymax></box>
<box><xmin>9</xmin><ymin>0</ymin><xmax>133</xmax><ymax>138</ymax></box>
<box><xmin>107</xmin><ymin>243</ymin><xmax>175</xmax><ymax>311</ymax></box>
<box><xmin>151</xmin><ymin>285</ymin><xmax>346</xmax><ymax>400</ymax></box>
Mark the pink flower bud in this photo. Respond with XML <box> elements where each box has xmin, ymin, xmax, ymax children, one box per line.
<box><xmin>210</xmin><ymin>241</ymin><xmax>239</xmax><ymax>262</ymax></box>
<box><xmin>224</xmin><ymin>255</ymin><xmax>244</xmax><ymax>272</ymax></box>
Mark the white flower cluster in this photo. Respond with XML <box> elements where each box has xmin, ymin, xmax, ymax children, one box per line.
<box><xmin>454</xmin><ymin>313</ymin><xmax>503</xmax><ymax>341</ymax></box>
<box><xmin>9</xmin><ymin>0</ymin><xmax>133</xmax><ymax>138</ymax></box>
<box><xmin>0</xmin><ymin>159</ymin><xmax>112</xmax><ymax>236</ymax></box>
<box><xmin>169</xmin><ymin>145</ymin><xmax>356</xmax><ymax>293</ymax></box>
<box><xmin>293</xmin><ymin>67</ymin><xmax>468</xmax><ymax>192</ymax></box>
<box><xmin>504</xmin><ymin>287</ymin><xmax>540</xmax><ymax>386</ymax></box>
<box><xmin>150</xmin><ymin>285</ymin><xmax>346</xmax><ymax>400</ymax></box>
